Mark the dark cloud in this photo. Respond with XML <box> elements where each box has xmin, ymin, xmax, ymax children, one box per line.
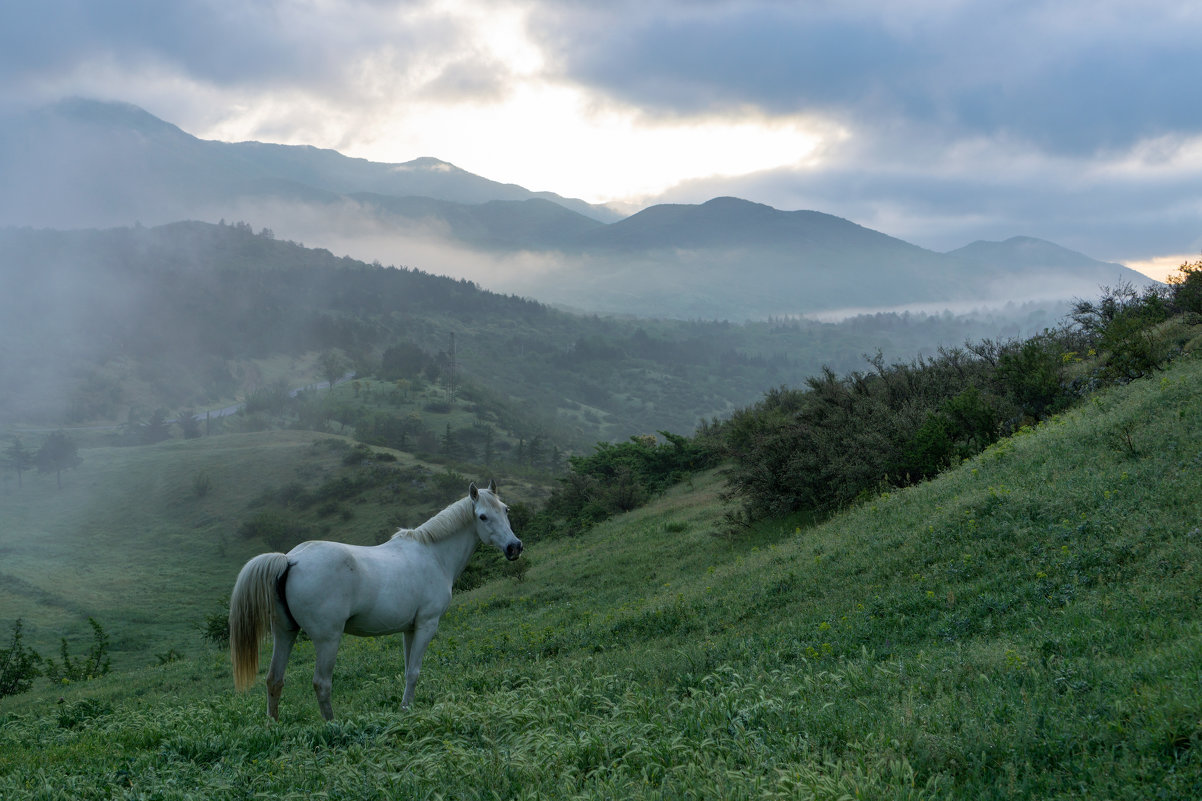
<box><xmin>531</xmin><ymin>1</ymin><xmax>1202</xmax><ymax>155</ymax></box>
<box><xmin>0</xmin><ymin>0</ymin><xmax>433</xmax><ymax>94</ymax></box>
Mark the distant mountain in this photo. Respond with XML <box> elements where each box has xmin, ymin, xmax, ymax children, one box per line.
<box><xmin>566</xmin><ymin>196</ymin><xmax>904</xmax><ymax>252</ymax></box>
<box><xmin>0</xmin><ymin>99</ymin><xmax>1154</xmax><ymax>320</ymax></box>
<box><xmin>0</xmin><ymin>98</ymin><xmax>620</xmax><ymax>229</ymax></box>
<box><xmin>351</xmin><ymin>194</ymin><xmax>605</xmax><ymax>250</ymax></box>
<box><xmin>948</xmin><ymin>236</ymin><xmax>1134</xmax><ymax>282</ymax></box>
<box><xmin>499</xmin><ymin>198</ymin><xmax>1152</xmax><ymax>318</ymax></box>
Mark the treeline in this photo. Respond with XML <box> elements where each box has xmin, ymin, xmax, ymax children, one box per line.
<box><xmin>719</xmin><ymin>266</ymin><xmax>1202</xmax><ymax>525</ymax></box>
<box><xmin>529</xmin><ymin>262</ymin><xmax>1202</xmax><ymax>534</ymax></box>
<box><xmin>520</xmin><ymin>431</ymin><xmax>725</xmax><ymax>538</ymax></box>
<box><xmin>2</xmin><ymin>221</ymin><xmax>1067</xmax><ymax>444</ymax></box>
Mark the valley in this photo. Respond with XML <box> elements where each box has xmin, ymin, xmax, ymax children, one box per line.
<box><xmin>2</xmin><ymin>97</ymin><xmax>1198</xmax><ymax>800</ymax></box>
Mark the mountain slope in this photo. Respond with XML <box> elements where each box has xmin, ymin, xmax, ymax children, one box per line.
<box><xmin>3</xmin><ymin>342</ymin><xmax>1200</xmax><ymax>799</ymax></box>
<box><xmin>950</xmin><ymin>235</ymin><xmax>1138</xmax><ymax>283</ymax></box>
<box><xmin>352</xmin><ymin>194</ymin><xmax>605</xmax><ymax>250</ymax></box>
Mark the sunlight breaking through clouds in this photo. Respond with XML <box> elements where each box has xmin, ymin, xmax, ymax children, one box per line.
<box><xmin>189</xmin><ymin>0</ymin><xmax>843</xmax><ymax>207</ymax></box>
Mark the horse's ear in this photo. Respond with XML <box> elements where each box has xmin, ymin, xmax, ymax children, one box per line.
<box><xmin>487</xmin><ymin>478</ymin><xmax>497</xmax><ymax>493</ymax></box>
<box><xmin>469</xmin><ymin>482</ymin><xmax>479</xmax><ymax>501</ymax></box>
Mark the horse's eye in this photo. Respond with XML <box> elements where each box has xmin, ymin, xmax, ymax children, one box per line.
<box><xmin>479</xmin><ymin>514</ymin><xmax>488</xmax><ymax>521</ymax></box>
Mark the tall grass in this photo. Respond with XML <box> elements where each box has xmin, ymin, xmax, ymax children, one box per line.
<box><xmin>3</xmin><ymin>354</ymin><xmax>1201</xmax><ymax>798</ymax></box>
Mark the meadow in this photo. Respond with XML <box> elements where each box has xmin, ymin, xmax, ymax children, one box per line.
<box><xmin>2</xmin><ymin>344</ymin><xmax>1200</xmax><ymax>797</ymax></box>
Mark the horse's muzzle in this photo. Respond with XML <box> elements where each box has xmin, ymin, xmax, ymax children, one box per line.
<box><xmin>505</xmin><ymin>540</ymin><xmax>523</xmax><ymax>561</ymax></box>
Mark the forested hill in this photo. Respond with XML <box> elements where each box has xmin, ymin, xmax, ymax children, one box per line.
<box><xmin>1</xmin><ymin>221</ymin><xmax>1065</xmax><ymax>443</ymax></box>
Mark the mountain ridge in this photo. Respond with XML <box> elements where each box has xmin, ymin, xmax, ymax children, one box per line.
<box><xmin>0</xmin><ymin>98</ymin><xmax>1154</xmax><ymax>319</ymax></box>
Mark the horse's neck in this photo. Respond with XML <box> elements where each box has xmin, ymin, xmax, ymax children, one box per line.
<box><xmin>424</xmin><ymin>524</ymin><xmax>478</xmax><ymax>583</ymax></box>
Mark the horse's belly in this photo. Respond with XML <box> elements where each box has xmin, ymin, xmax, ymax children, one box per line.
<box><xmin>343</xmin><ymin>612</ymin><xmax>413</xmax><ymax>637</ymax></box>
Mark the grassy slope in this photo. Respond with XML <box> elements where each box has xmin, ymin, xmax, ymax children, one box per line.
<box><xmin>0</xmin><ymin>428</ymin><xmax>549</xmax><ymax>665</ymax></box>
<box><xmin>3</xmin><ymin>354</ymin><xmax>1202</xmax><ymax>799</ymax></box>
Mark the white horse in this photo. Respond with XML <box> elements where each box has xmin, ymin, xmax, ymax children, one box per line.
<box><xmin>229</xmin><ymin>480</ymin><xmax>522</xmax><ymax>721</ymax></box>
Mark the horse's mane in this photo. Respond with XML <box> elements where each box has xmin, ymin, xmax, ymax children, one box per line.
<box><xmin>391</xmin><ymin>496</ymin><xmax>474</xmax><ymax>544</ymax></box>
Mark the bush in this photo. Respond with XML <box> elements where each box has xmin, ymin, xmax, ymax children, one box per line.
<box><xmin>1072</xmin><ymin>283</ymin><xmax>1174</xmax><ymax>380</ymax></box>
<box><xmin>0</xmin><ymin>619</ymin><xmax>42</xmax><ymax>698</ymax></box>
<box><xmin>43</xmin><ymin>618</ymin><xmax>111</xmax><ymax>684</ymax></box>
<box><xmin>532</xmin><ymin>431</ymin><xmax>723</xmax><ymax>536</ymax></box>
<box><xmin>719</xmin><ymin>280</ymin><xmax>1202</xmax><ymax>528</ymax></box>
<box><xmin>995</xmin><ymin>334</ymin><xmax>1072</xmax><ymax>416</ymax></box>
<box><xmin>202</xmin><ymin>605</ymin><xmax>230</xmax><ymax>647</ymax></box>
<box><xmin>1169</xmin><ymin>258</ymin><xmax>1202</xmax><ymax>314</ymax></box>
<box><xmin>192</xmin><ymin>470</ymin><xmax>213</xmax><ymax>498</ymax></box>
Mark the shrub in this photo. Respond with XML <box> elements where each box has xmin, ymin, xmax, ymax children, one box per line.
<box><xmin>1071</xmin><ymin>283</ymin><xmax>1174</xmax><ymax>380</ymax></box>
<box><xmin>202</xmin><ymin>605</ymin><xmax>230</xmax><ymax>647</ymax></box>
<box><xmin>192</xmin><ymin>470</ymin><xmax>213</xmax><ymax>498</ymax></box>
<box><xmin>994</xmin><ymin>334</ymin><xmax>1071</xmax><ymax>416</ymax></box>
<box><xmin>43</xmin><ymin>618</ymin><xmax>111</xmax><ymax>684</ymax></box>
<box><xmin>0</xmin><ymin>619</ymin><xmax>42</xmax><ymax>698</ymax></box>
<box><xmin>532</xmin><ymin>431</ymin><xmax>723</xmax><ymax>536</ymax></box>
<box><xmin>1168</xmin><ymin>257</ymin><xmax>1202</xmax><ymax>314</ymax></box>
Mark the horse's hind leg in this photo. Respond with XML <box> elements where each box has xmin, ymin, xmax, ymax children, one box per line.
<box><xmin>312</xmin><ymin>634</ymin><xmax>343</xmax><ymax>721</ymax></box>
<box><xmin>266</xmin><ymin>623</ymin><xmax>298</xmax><ymax>721</ymax></box>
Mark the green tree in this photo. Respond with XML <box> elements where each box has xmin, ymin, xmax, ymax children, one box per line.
<box><xmin>142</xmin><ymin>408</ymin><xmax>172</xmax><ymax>444</ymax></box>
<box><xmin>4</xmin><ymin>436</ymin><xmax>34</xmax><ymax>489</ymax></box>
<box><xmin>381</xmin><ymin>342</ymin><xmax>432</xmax><ymax>380</ymax></box>
<box><xmin>318</xmin><ymin>350</ymin><xmax>348</xmax><ymax>391</ymax></box>
<box><xmin>36</xmin><ymin>431</ymin><xmax>82</xmax><ymax>489</ymax></box>
<box><xmin>176</xmin><ymin>409</ymin><xmax>202</xmax><ymax>439</ymax></box>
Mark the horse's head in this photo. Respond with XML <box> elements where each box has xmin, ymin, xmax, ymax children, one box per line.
<box><xmin>469</xmin><ymin>480</ymin><xmax>523</xmax><ymax>561</ymax></box>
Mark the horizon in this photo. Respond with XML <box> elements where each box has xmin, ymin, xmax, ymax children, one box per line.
<box><xmin>1</xmin><ymin>1</ymin><xmax>1199</xmax><ymax>277</ymax></box>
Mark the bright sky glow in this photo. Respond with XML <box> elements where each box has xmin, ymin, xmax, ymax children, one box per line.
<box><xmin>3</xmin><ymin>0</ymin><xmax>1201</xmax><ymax>263</ymax></box>
<box><xmin>1125</xmin><ymin>253</ymin><xmax>1198</xmax><ymax>283</ymax></box>
<box><xmin>195</xmin><ymin>0</ymin><xmax>838</xmax><ymax>208</ymax></box>
<box><xmin>347</xmin><ymin>87</ymin><xmax>837</xmax><ymax>206</ymax></box>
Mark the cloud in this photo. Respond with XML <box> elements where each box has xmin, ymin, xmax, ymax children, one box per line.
<box><xmin>530</xmin><ymin>0</ymin><xmax>1202</xmax><ymax>156</ymax></box>
<box><xmin>1</xmin><ymin>0</ymin><xmax>1199</xmax><ymax>266</ymax></box>
<box><xmin>0</xmin><ymin>1</ymin><xmax>414</xmax><ymax>90</ymax></box>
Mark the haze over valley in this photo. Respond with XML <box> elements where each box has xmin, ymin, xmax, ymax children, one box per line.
<box><xmin>0</xmin><ymin>100</ymin><xmax>1154</xmax><ymax>322</ymax></box>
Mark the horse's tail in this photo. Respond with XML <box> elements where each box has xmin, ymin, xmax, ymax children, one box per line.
<box><xmin>229</xmin><ymin>552</ymin><xmax>290</xmax><ymax>691</ymax></box>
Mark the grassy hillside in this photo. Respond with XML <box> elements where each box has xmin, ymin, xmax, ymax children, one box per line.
<box><xmin>3</xmin><ymin>353</ymin><xmax>1201</xmax><ymax>798</ymax></box>
<box><xmin>0</xmin><ymin>429</ymin><xmax>550</xmax><ymax>666</ymax></box>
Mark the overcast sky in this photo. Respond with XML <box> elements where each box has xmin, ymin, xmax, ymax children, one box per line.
<box><xmin>2</xmin><ymin>0</ymin><xmax>1200</xmax><ymax>278</ymax></box>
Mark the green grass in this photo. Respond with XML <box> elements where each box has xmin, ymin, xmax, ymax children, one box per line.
<box><xmin>0</xmin><ymin>429</ymin><xmax>549</xmax><ymax>666</ymax></box>
<box><xmin>3</xmin><ymin>355</ymin><xmax>1202</xmax><ymax>798</ymax></box>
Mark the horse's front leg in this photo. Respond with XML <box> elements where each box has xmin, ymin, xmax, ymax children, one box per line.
<box><xmin>401</xmin><ymin>621</ymin><xmax>440</xmax><ymax>708</ymax></box>
<box><xmin>311</xmin><ymin>633</ymin><xmax>343</xmax><ymax>721</ymax></box>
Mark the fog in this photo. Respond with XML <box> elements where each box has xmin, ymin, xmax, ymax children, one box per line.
<box><xmin>200</xmin><ymin>196</ymin><xmax>571</xmax><ymax>292</ymax></box>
